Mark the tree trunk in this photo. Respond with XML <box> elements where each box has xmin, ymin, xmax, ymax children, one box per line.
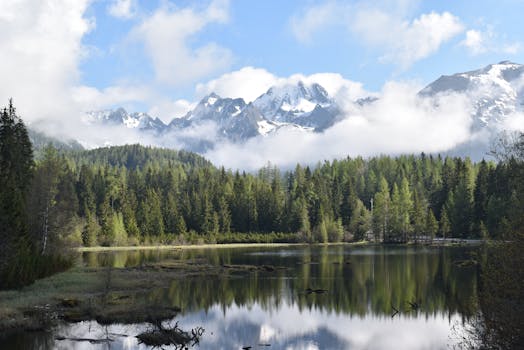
<box><xmin>42</xmin><ymin>201</ymin><xmax>49</xmax><ymax>255</ymax></box>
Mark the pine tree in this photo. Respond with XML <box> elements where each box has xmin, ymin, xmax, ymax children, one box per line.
<box><xmin>398</xmin><ymin>178</ymin><xmax>413</xmax><ymax>242</ymax></box>
<box><xmin>349</xmin><ymin>199</ymin><xmax>371</xmax><ymax>241</ymax></box>
<box><xmin>411</xmin><ymin>189</ymin><xmax>427</xmax><ymax>242</ymax></box>
<box><xmin>473</xmin><ymin>160</ymin><xmax>489</xmax><ymax>237</ymax></box>
<box><xmin>372</xmin><ymin>177</ymin><xmax>390</xmax><ymax>242</ymax></box>
<box><xmin>439</xmin><ymin>209</ymin><xmax>451</xmax><ymax>239</ymax></box>
<box><xmin>28</xmin><ymin>145</ymin><xmax>62</xmax><ymax>254</ymax></box>
<box><xmin>425</xmin><ymin>209</ymin><xmax>438</xmax><ymax>242</ymax></box>
<box><xmin>82</xmin><ymin>210</ymin><xmax>100</xmax><ymax>247</ymax></box>
<box><xmin>122</xmin><ymin>193</ymin><xmax>140</xmax><ymax>239</ymax></box>
<box><xmin>389</xmin><ymin>183</ymin><xmax>402</xmax><ymax>242</ymax></box>
<box><xmin>111</xmin><ymin>212</ymin><xmax>128</xmax><ymax>246</ymax></box>
<box><xmin>0</xmin><ymin>100</ymin><xmax>34</xmax><ymax>281</ymax></box>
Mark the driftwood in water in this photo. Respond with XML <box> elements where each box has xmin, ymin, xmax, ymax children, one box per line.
<box><xmin>136</xmin><ymin>320</ymin><xmax>204</xmax><ymax>349</ymax></box>
<box><xmin>407</xmin><ymin>300</ymin><xmax>420</xmax><ymax>311</ymax></box>
<box><xmin>305</xmin><ymin>288</ymin><xmax>328</xmax><ymax>294</ymax></box>
<box><xmin>55</xmin><ymin>336</ymin><xmax>113</xmax><ymax>344</ymax></box>
<box><xmin>391</xmin><ymin>306</ymin><xmax>400</xmax><ymax>318</ymax></box>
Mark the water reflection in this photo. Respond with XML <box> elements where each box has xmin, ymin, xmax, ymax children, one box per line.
<box><xmin>7</xmin><ymin>245</ymin><xmax>478</xmax><ymax>349</ymax></box>
<box><xmin>89</xmin><ymin>245</ymin><xmax>476</xmax><ymax>318</ymax></box>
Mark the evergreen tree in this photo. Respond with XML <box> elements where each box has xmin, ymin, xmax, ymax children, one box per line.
<box><xmin>372</xmin><ymin>177</ymin><xmax>390</xmax><ymax>242</ymax></box>
<box><xmin>82</xmin><ymin>210</ymin><xmax>100</xmax><ymax>247</ymax></box>
<box><xmin>473</xmin><ymin>160</ymin><xmax>490</xmax><ymax>237</ymax></box>
<box><xmin>439</xmin><ymin>209</ymin><xmax>451</xmax><ymax>239</ymax></box>
<box><xmin>411</xmin><ymin>189</ymin><xmax>427</xmax><ymax>242</ymax></box>
<box><xmin>349</xmin><ymin>199</ymin><xmax>371</xmax><ymax>241</ymax></box>
<box><xmin>30</xmin><ymin>144</ymin><xmax>64</xmax><ymax>255</ymax></box>
<box><xmin>425</xmin><ymin>209</ymin><xmax>438</xmax><ymax>241</ymax></box>
<box><xmin>0</xmin><ymin>100</ymin><xmax>34</xmax><ymax>283</ymax></box>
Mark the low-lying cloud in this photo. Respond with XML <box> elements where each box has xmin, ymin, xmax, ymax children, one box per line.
<box><xmin>204</xmin><ymin>82</ymin><xmax>473</xmax><ymax>170</ymax></box>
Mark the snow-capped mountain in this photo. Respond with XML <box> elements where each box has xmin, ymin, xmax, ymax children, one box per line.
<box><xmin>79</xmin><ymin>62</ymin><xmax>524</xmax><ymax>158</ymax></box>
<box><xmin>420</xmin><ymin>61</ymin><xmax>524</xmax><ymax>129</ymax></box>
<box><xmin>167</xmin><ymin>93</ymin><xmax>263</xmax><ymax>142</ymax></box>
<box><xmin>84</xmin><ymin>108</ymin><xmax>167</xmax><ymax>133</ymax></box>
<box><xmin>165</xmin><ymin>82</ymin><xmax>339</xmax><ymax>142</ymax></box>
<box><xmin>84</xmin><ymin>81</ymin><xmax>340</xmax><ymax>146</ymax></box>
<box><xmin>252</xmin><ymin>81</ymin><xmax>340</xmax><ymax>130</ymax></box>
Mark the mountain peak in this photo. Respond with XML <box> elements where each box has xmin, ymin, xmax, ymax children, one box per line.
<box><xmin>200</xmin><ymin>92</ymin><xmax>221</xmax><ymax>106</ymax></box>
<box><xmin>82</xmin><ymin>61</ymin><xmax>523</xmax><ymax>156</ymax></box>
<box><xmin>420</xmin><ymin>61</ymin><xmax>524</xmax><ymax>129</ymax></box>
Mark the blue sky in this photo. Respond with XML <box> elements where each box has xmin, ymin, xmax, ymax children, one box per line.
<box><xmin>78</xmin><ymin>0</ymin><xmax>524</xmax><ymax>103</ymax></box>
<box><xmin>0</xmin><ymin>0</ymin><xmax>522</xmax><ymax>167</ymax></box>
<box><xmin>1</xmin><ymin>0</ymin><xmax>523</xmax><ymax>124</ymax></box>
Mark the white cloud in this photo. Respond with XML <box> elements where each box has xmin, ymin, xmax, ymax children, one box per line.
<box><xmin>461</xmin><ymin>30</ymin><xmax>486</xmax><ymax>55</ymax></box>
<box><xmin>196</xmin><ymin>67</ymin><xmax>278</xmax><ymax>102</ymax></box>
<box><xmin>0</xmin><ymin>0</ymin><xmax>93</xmax><ymax>126</ymax></box>
<box><xmin>195</xmin><ymin>66</ymin><xmax>369</xmax><ymax>104</ymax></box>
<box><xmin>502</xmin><ymin>43</ymin><xmax>521</xmax><ymax>55</ymax></box>
<box><xmin>148</xmin><ymin>99</ymin><xmax>194</xmax><ymax>122</ymax></box>
<box><xmin>290</xmin><ymin>2</ymin><xmax>339</xmax><ymax>44</ymax></box>
<box><xmin>132</xmin><ymin>0</ymin><xmax>233</xmax><ymax>86</ymax></box>
<box><xmin>461</xmin><ymin>27</ymin><xmax>522</xmax><ymax>56</ymax></box>
<box><xmin>204</xmin><ymin>82</ymin><xmax>472</xmax><ymax>170</ymax></box>
<box><xmin>108</xmin><ymin>0</ymin><xmax>136</xmax><ymax>19</ymax></box>
<box><xmin>290</xmin><ymin>1</ymin><xmax>463</xmax><ymax>68</ymax></box>
<box><xmin>502</xmin><ymin>112</ymin><xmax>524</xmax><ymax>132</ymax></box>
<box><xmin>353</xmin><ymin>11</ymin><xmax>464</xmax><ymax>69</ymax></box>
<box><xmin>71</xmin><ymin>84</ymin><xmax>154</xmax><ymax>111</ymax></box>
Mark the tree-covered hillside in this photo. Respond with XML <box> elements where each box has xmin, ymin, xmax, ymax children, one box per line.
<box><xmin>40</xmin><ymin>141</ymin><xmax>524</xmax><ymax>247</ymax></box>
<box><xmin>68</xmin><ymin>144</ymin><xmax>211</xmax><ymax>170</ymax></box>
<box><xmin>28</xmin><ymin>128</ymin><xmax>83</xmax><ymax>156</ymax></box>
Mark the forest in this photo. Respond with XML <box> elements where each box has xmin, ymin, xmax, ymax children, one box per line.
<box><xmin>1</xmin><ymin>101</ymin><xmax>524</xmax><ymax>288</ymax></box>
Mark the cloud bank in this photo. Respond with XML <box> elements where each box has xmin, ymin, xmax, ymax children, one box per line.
<box><xmin>203</xmin><ymin>81</ymin><xmax>473</xmax><ymax>170</ymax></box>
<box><xmin>194</xmin><ymin>67</ymin><xmax>370</xmax><ymax>104</ymax></box>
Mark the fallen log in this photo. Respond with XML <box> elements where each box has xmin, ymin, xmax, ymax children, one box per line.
<box><xmin>55</xmin><ymin>336</ymin><xmax>113</xmax><ymax>344</ymax></box>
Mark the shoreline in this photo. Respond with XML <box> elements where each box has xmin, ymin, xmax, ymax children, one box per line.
<box><xmin>0</xmin><ymin>240</ymin><xmax>482</xmax><ymax>336</ymax></box>
<box><xmin>76</xmin><ymin>242</ymin><xmax>309</xmax><ymax>252</ymax></box>
<box><xmin>76</xmin><ymin>239</ymin><xmax>484</xmax><ymax>253</ymax></box>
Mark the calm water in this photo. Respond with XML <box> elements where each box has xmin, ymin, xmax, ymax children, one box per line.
<box><xmin>5</xmin><ymin>245</ymin><xmax>478</xmax><ymax>349</ymax></box>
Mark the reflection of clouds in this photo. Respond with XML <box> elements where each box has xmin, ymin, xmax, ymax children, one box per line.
<box><xmin>260</xmin><ymin>323</ymin><xmax>277</xmax><ymax>342</ymax></box>
<box><xmin>179</xmin><ymin>302</ymin><xmax>460</xmax><ymax>350</ymax></box>
<box><xmin>43</xmin><ymin>292</ymin><xmax>461</xmax><ymax>350</ymax></box>
<box><xmin>53</xmin><ymin>321</ymin><xmax>148</xmax><ymax>350</ymax></box>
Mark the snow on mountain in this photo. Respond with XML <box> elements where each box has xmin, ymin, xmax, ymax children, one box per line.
<box><xmin>164</xmin><ymin>81</ymin><xmax>340</xmax><ymax>144</ymax></box>
<box><xmin>84</xmin><ymin>108</ymin><xmax>166</xmax><ymax>133</ymax></box>
<box><xmin>177</xmin><ymin>93</ymin><xmax>247</xmax><ymax>124</ymax></box>
<box><xmin>82</xmin><ymin>80</ymin><xmax>341</xmax><ymax>147</ymax></box>
<box><xmin>252</xmin><ymin>81</ymin><xmax>338</xmax><ymax>129</ymax></box>
<box><xmin>79</xmin><ymin>62</ymin><xmax>524</xmax><ymax>158</ymax></box>
<box><xmin>420</xmin><ymin>61</ymin><xmax>524</xmax><ymax>129</ymax></box>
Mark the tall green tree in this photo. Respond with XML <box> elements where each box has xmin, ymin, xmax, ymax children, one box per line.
<box><xmin>372</xmin><ymin>177</ymin><xmax>390</xmax><ymax>242</ymax></box>
<box><xmin>0</xmin><ymin>100</ymin><xmax>34</xmax><ymax>284</ymax></box>
<box><xmin>28</xmin><ymin>145</ymin><xmax>63</xmax><ymax>254</ymax></box>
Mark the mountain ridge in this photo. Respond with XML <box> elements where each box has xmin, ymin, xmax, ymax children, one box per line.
<box><xmin>68</xmin><ymin>61</ymin><xmax>524</xmax><ymax>158</ymax></box>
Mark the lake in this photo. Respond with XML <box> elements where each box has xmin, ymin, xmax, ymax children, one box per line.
<box><xmin>4</xmin><ymin>244</ymin><xmax>478</xmax><ymax>349</ymax></box>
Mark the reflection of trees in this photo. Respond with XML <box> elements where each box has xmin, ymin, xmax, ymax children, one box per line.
<box><xmin>103</xmin><ymin>246</ymin><xmax>480</xmax><ymax>317</ymax></box>
<box><xmin>464</xmin><ymin>237</ymin><xmax>524</xmax><ymax>349</ymax></box>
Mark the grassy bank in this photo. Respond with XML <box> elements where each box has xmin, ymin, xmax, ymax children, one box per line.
<box><xmin>0</xmin><ymin>254</ymin><xmax>285</xmax><ymax>335</ymax></box>
<box><xmin>76</xmin><ymin>238</ymin><xmax>481</xmax><ymax>253</ymax></box>
<box><xmin>77</xmin><ymin>242</ymin><xmax>308</xmax><ymax>252</ymax></box>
